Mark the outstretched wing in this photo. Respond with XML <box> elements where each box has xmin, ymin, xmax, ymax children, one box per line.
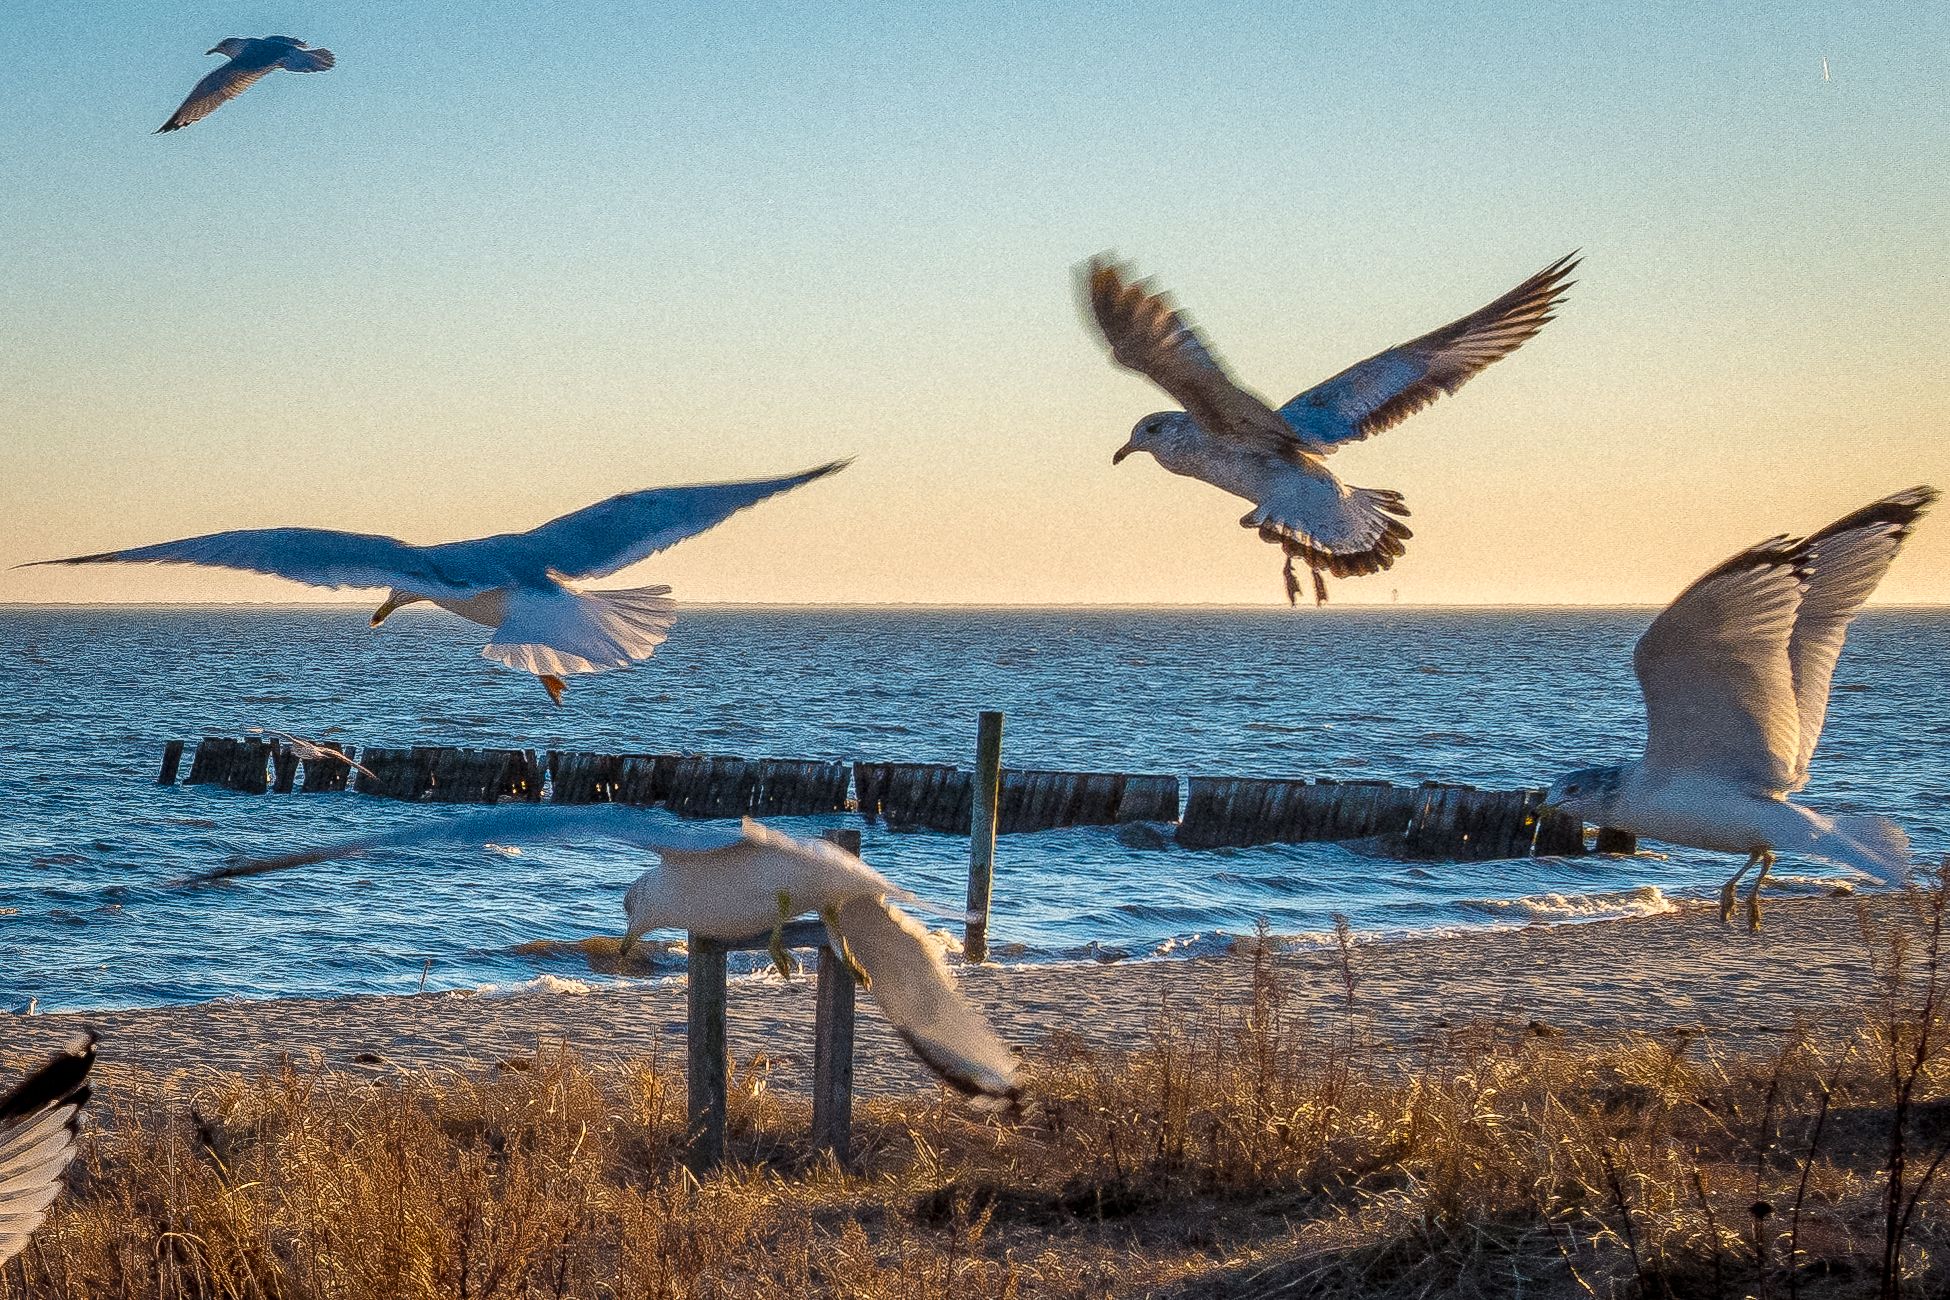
<box><xmin>1633</xmin><ymin>537</ymin><xmax>1807</xmax><ymax>792</ymax></box>
<box><xmin>0</xmin><ymin>1033</ymin><xmax>96</xmax><ymax>1265</ymax></box>
<box><xmin>157</xmin><ymin>59</ymin><xmax>275</xmax><ymax>132</ymax></box>
<box><xmin>1082</xmin><ymin>257</ymin><xmax>1304</xmax><ymax>455</ymax></box>
<box><xmin>22</xmin><ymin>527</ymin><xmax>492</xmax><ymax>599</ymax></box>
<box><xmin>829</xmin><ymin>895</ymin><xmax>1020</xmax><ymax>1103</ymax></box>
<box><xmin>276</xmin><ymin>46</ymin><xmax>335</xmax><ymax>73</ymax></box>
<box><xmin>463</xmin><ymin>462</ymin><xmax>850</xmax><ymax>581</ymax></box>
<box><xmin>197</xmin><ymin>803</ymin><xmax>746</xmax><ymax>885</ymax></box>
<box><xmin>1784</xmin><ymin>487</ymin><xmax>1936</xmax><ymax>788</ymax></box>
<box><xmin>1280</xmin><ymin>252</ymin><xmax>1577</xmax><ymax>451</ymax></box>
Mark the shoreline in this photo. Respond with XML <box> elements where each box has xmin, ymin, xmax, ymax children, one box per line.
<box><xmin>3</xmin><ymin>894</ymin><xmax>1908</xmax><ymax>1092</ymax></box>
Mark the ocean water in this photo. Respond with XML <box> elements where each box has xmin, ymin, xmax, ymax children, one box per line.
<box><xmin>1</xmin><ymin>605</ymin><xmax>1944</xmax><ymax>1014</ymax></box>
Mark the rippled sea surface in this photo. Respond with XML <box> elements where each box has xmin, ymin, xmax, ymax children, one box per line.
<box><xmin>2</xmin><ymin>605</ymin><xmax>1945</xmax><ymax>1013</ymax></box>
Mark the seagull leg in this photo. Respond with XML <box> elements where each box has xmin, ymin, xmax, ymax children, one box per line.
<box><xmin>1282</xmin><ymin>555</ymin><xmax>1300</xmax><ymax>606</ymax></box>
<box><xmin>539</xmin><ymin>674</ymin><xmax>566</xmax><ymax>707</ymax></box>
<box><xmin>1745</xmin><ymin>850</ymin><xmax>1775</xmax><ymax>933</ymax></box>
<box><xmin>820</xmin><ymin>909</ymin><xmax>872</xmax><ymax>988</ymax></box>
<box><xmin>1720</xmin><ymin>853</ymin><xmax>1758</xmax><ymax>924</ymax></box>
<box><xmin>767</xmin><ymin>890</ymin><xmax>797</xmax><ymax>979</ymax></box>
<box><xmin>1312</xmin><ymin>567</ymin><xmax>1328</xmax><ymax>606</ymax></box>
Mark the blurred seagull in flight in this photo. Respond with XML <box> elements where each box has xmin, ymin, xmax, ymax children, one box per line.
<box><xmin>0</xmin><ymin>1033</ymin><xmax>96</xmax><ymax>1264</ymax></box>
<box><xmin>211</xmin><ymin>807</ymin><xmax>1023</xmax><ymax>1104</ymax></box>
<box><xmin>26</xmin><ymin>462</ymin><xmax>848</xmax><ymax>705</ymax></box>
<box><xmin>1543</xmin><ymin>487</ymin><xmax>1935</xmax><ymax>930</ymax></box>
<box><xmin>157</xmin><ymin>36</ymin><xmax>335</xmax><ymax>133</ymax></box>
<box><xmin>1082</xmin><ymin>252</ymin><xmax>1577</xmax><ymax>604</ymax></box>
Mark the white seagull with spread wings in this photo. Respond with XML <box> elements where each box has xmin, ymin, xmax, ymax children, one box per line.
<box><xmin>157</xmin><ymin>36</ymin><xmax>335</xmax><ymax>134</ymax></box>
<box><xmin>1083</xmin><ymin>252</ymin><xmax>1577</xmax><ymax>603</ymax></box>
<box><xmin>209</xmin><ymin>808</ymin><xmax>1022</xmax><ymax>1104</ymax></box>
<box><xmin>27</xmin><ymin>462</ymin><xmax>847</xmax><ymax>705</ymax></box>
<box><xmin>1</xmin><ymin>1033</ymin><xmax>96</xmax><ymax>1265</ymax></box>
<box><xmin>1544</xmin><ymin>487</ymin><xmax>1935</xmax><ymax>930</ymax></box>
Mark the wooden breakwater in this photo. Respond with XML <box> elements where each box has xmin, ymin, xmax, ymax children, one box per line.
<box><xmin>162</xmin><ymin>733</ymin><xmax>1603</xmax><ymax>862</ymax></box>
<box><xmin>1173</xmin><ymin>776</ymin><xmax>1585</xmax><ymax>860</ymax></box>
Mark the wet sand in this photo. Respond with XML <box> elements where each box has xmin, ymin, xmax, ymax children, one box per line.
<box><xmin>2</xmin><ymin>894</ymin><xmax>1909</xmax><ymax>1091</ymax></box>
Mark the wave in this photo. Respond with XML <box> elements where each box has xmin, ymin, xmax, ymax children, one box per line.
<box><xmin>1458</xmin><ymin>885</ymin><xmax>1676</xmax><ymax>924</ymax></box>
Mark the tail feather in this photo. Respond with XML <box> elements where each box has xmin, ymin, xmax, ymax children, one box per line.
<box><xmin>1816</xmin><ymin>814</ymin><xmax>1911</xmax><ymax>886</ymax></box>
<box><xmin>484</xmin><ymin>583</ymin><xmax>677</xmax><ymax>678</ymax></box>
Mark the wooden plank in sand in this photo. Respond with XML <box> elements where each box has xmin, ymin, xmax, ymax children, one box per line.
<box><xmin>810</xmin><ymin>827</ymin><xmax>862</xmax><ymax>1163</ymax></box>
<box><xmin>684</xmin><ymin>935</ymin><xmax>728</xmax><ymax>1175</ymax></box>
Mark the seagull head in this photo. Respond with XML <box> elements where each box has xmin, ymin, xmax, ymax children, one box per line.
<box><xmin>208</xmin><ymin>38</ymin><xmax>247</xmax><ymax>57</ymax></box>
<box><xmin>618</xmin><ymin>869</ymin><xmax>668</xmax><ymax>960</ymax></box>
<box><xmin>1540</xmin><ymin>764</ymin><xmax>1626</xmax><ymax>821</ymax></box>
<box><xmin>369</xmin><ymin>589</ymin><xmax>424</xmax><ymax>628</ymax></box>
<box><xmin>1114</xmin><ymin>413</ymin><xmax>1177</xmax><ymax>465</ymax></box>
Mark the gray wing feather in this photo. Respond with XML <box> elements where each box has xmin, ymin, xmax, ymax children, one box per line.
<box><xmin>0</xmin><ymin>1035</ymin><xmax>95</xmax><ymax>1266</ymax></box>
<box><xmin>157</xmin><ymin>60</ymin><xmax>275</xmax><ymax>132</ymax></box>
<box><xmin>829</xmin><ymin>896</ymin><xmax>1020</xmax><ymax>1102</ymax></box>
<box><xmin>200</xmin><ymin>804</ymin><xmax>747</xmax><ymax>885</ymax></box>
<box><xmin>460</xmin><ymin>461</ymin><xmax>849</xmax><ymax>581</ymax></box>
<box><xmin>1783</xmin><ymin>487</ymin><xmax>1936</xmax><ymax>787</ymax></box>
<box><xmin>1280</xmin><ymin>253</ymin><xmax>1578</xmax><ymax>451</ymax></box>
<box><xmin>23</xmin><ymin>527</ymin><xmax>492</xmax><ymax>598</ymax></box>
<box><xmin>1633</xmin><ymin>538</ymin><xmax>1807</xmax><ymax>791</ymax></box>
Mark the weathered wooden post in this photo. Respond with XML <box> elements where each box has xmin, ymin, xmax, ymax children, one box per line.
<box><xmin>157</xmin><ymin>740</ymin><xmax>185</xmax><ymax>785</ymax></box>
<box><xmin>271</xmin><ymin>745</ymin><xmax>300</xmax><ymax>794</ymax></box>
<box><xmin>964</xmin><ymin>711</ymin><xmax>1004</xmax><ymax>963</ymax></box>
<box><xmin>685</xmin><ymin>936</ymin><xmax>729</xmax><ymax>1175</ymax></box>
<box><xmin>1593</xmin><ymin>826</ymin><xmax>1637</xmax><ymax>855</ymax></box>
<box><xmin>812</xmin><ymin>828</ymin><xmax>861</xmax><ymax>1162</ymax></box>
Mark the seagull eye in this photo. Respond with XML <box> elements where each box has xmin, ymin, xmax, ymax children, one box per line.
<box><xmin>1567</xmin><ymin>784</ymin><xmax>1581</xmax><ymax>795</ymax></box>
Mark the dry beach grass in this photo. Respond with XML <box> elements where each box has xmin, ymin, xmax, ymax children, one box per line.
<box><xmin>4</xmin><ymin>880</ymin><xmax>1947</xmax><ymax>1299</ymax></box>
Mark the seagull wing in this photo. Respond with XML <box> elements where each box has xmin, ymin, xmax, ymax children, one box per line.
<box><xmin>197</xmin><ymin>804</ymin><xmax>744</xmax><ymax>885</ymax></box>
<box><xmin>0</xmin><ymin>1034</ymin><xmax>96</xmax><ymax>1265</ymax></box>
<box><xmin>1280</xmin><ymin>253</ymin><xmax>1577</xmax><ymax>452</ymax></box>
<box><xmin>1633</xmin><ymin>537</ymin><xmax>1807</xmax><ymax>792</ymax></box>
<box><xmin>157</xmin><ymin>58</ymin><xmax>276</xmax><ymax>132</ymax></box>
<box><xmin>276</xmin><ymin>45</ymin><xmax>335</xmax><ymax>73</ymax></box>
<box><xmin>23</xmin><ymin>527</ymin><xmax>494</xmax><ymax>599</ymax></box>
<box><xmin>1783</xmin><ymin>487</ymin><xmax>1936</xmax><ymax>789</ymax></box>
<box><xmin>457</xmin><ymin>462</ymin><xmax>850</xmax><ymax>582</ymax></box>
<box><xmin>1083</xmin><ymin>257</ymin><xmax>1305</xmax><ymax>456</ymax></box>
<box><xmin>827</xmin><ymin>895</ymin><xmax>1020</xmax><ymax>1103</ymax></box>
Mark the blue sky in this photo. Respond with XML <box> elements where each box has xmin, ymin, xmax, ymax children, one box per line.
<box><xmin>2</xmin><ymin>1</ymin><xmax>1945</xmax><ymax>604</ymax></box>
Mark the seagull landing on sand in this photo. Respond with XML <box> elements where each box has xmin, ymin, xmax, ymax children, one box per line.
<box><xmin>1083</xmin><ymin>252</ymin><xmax>1577</xmax><ymax>604</ymax></box>
<box><xmin>210</xmin><ymin>807</ymin><xmax>1022</xmax><ymax>1104</ymax></box>
<box><xmin>1</xmin><ymin>1033</ymin><xmax>96</xmax><ymax>1265</ymax></box>
<box><xmin>157</xmin><ymin>36</ymin><xmax>335</xmax><ymax>133</ymax></box>
<box><xmin>26</xmin><ymin>462</ymin><xmax>848</xmax><ymax>706</ymax></box>
<box><xmin>1544</xmin><ymin>487</ymin><xmax>1936</xmax><ymax>931</ymax></box>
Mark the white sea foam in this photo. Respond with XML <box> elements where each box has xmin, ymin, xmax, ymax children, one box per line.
<box><xmin>471</xmin><ymin>973</ymin><xmax>596</xmax><ymax>998</ymax></box>
<box><xmin>1460</xmin><ymin>885</ymin><xmax>1676</xmax><ymax>924</ymax></box>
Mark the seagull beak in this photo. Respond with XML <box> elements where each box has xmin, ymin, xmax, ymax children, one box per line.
<box><xmin>206</xmin><ymin>47</ymin><xmax>221</xmax><ymax>55</ymax></box>
<box><xmin>617</xmin><ymin>927</ymin><xmax>644</xmax><ymax>962</ymax></box>
<box><xmin>1112</xmin><ymin>441</ymin><xmax>1136</xmax><ymax>465</ymax></box>
<box><xmin>370</xmin><ymin>595</ymin><xmax>401</xmax><ymax>628</ymax></box>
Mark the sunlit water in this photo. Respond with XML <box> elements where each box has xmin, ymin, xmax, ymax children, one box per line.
<box><xmin>2</xmin><ymin>606</ymin><xmax>1944</xmax><ymax>1014</ymax></box>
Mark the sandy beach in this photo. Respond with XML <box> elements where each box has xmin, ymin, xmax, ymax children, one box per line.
<box><xmin>4</xmin><ymin>893</ymin><xmax>1899</xmax><ymax>1091</ymax></box>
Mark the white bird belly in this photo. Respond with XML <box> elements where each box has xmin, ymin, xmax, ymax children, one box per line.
<box><xmin>1613</xmin><ymin>776</ymin><xmax>1815</xmax><ymax>856</ymax></box>
<box><xmin>1152</xmin><ymin>439</ymin><xmax>1284</xmax><ymax>506</ymax></box>
<box><xmin>427</xmin><ymin>589</ymin><xmax>509</xmax><ymax>629</ymax></box>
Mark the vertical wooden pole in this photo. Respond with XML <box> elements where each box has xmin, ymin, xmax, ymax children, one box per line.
<box><xmin>158</xmin><ymin>740</ymin><xmax>185</xmax><ymax>785</ymax></box>
<box><xmin>964</xmin><ymin>710</ymin><xmax>1004</xmax><ymax>964</ymax></box>
<box><xmin>271</xmin><ymin>746</ymin><xmax>299</xmax><ymax>794</ymax></box>
<box><xmin>812</xmin><ymin>828</ymin><xmax>861</xmax><ymax>1163</ymax></box>
<box><xmin>685</xmin><ymin>936</ymin><xmax>728</xmax><ymax>1175</ymax></box>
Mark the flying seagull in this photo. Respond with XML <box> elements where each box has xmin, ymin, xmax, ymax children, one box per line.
<box><xmin>1083</xmin><ymin>252</ymin><xmax>1577</xmax><ymax>604</ymax></box>
<box><xmin>0</xmin><ymin>1033</ymin><xmax>97</xmax><ymax>1265</ymax></box>
<box><xmin>208</xmin><ymin>807</ymin><xmax>1022</xmax><ymax>1103</ymax></box>
<box><xmin>1544</xmin><ymin>487</ymin><xmax>1935</xmax><ymax>930</ymax></box>
<box><xmin>26</xmin><ymin>462</ymin><xmax>848</xmax><ymax>705</ymax></box>
<box><xmin>158</xmin><ymin>36</ymin><xmax>335</xmax><ymax>133</ymax></box>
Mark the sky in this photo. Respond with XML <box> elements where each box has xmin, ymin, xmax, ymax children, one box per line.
<box><xmin>1</xmin><ymin>1</ymin><xmax>1945</xmax><ymax>606</ymax></box>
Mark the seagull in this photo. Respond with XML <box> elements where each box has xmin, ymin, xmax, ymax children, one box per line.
<box><xmin>1082</xmin><ymin>252</ymin><xmax>1577</xmax><ymax>604</ymax></box>
<box><xmin>204</xmin><ymin>807</ymin><xmax>1022</xmax><ymax>1103</ymax></box>
<box><xmin>25</xmin><ymin>462</ymin><xmax>848</xmax><ymax>705</ymax></box>
<box><xmin>157</xmin><ymin>36</ymin><xmax>335</xmax><ymax>133</ymax></box>
<box><xmin>1543</xmin><ymin>487</ymin><xmax>1935</xmax><ymax>930</ymax></box>
<box><xmin>1</xmin><ymin>1033</ymin><xmax>97</xmax><ymax>1265</ymax></box>
<box><xmin>245</xmin><ymin>728</ymin><xmax>377</xmax><ymax>781</ymax></box>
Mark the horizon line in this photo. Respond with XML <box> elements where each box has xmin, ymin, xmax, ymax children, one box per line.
<box><xmin>3</xmin><ymin>599</ymin><xmax>1946</xmax><ymax>613</ymax></box>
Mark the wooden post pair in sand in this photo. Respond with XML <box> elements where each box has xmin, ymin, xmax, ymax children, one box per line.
<box><xmin>684</xmin><ymin>827</ymin><xmax>865</xmax><ymax>1175</ymax></box>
